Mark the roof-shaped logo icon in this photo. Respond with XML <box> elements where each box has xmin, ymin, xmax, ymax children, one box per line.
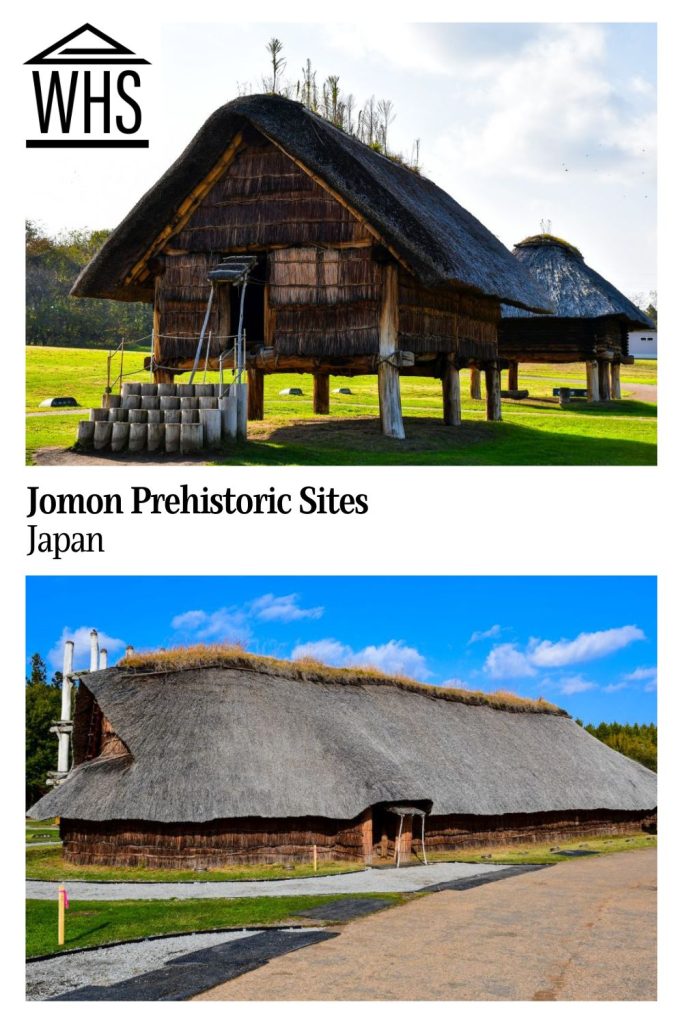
<box><xmin>25</xmin><ymin>23</ymin><xmax>150</xmax><ymax>65</ymax></box>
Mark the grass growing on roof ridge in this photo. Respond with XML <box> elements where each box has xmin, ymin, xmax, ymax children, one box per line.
<box><xmin>119</xmin><ymin>643</ymin><xmax>566</xmax><ymax>715</ymax></box>
<box><xmin>516</xmin><ymin>233</ymin><xmax>583</xmax><ymax>257</ymax></box>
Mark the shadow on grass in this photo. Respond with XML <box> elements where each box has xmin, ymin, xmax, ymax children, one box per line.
<box><xmin>213</xmin><ymin>415</ymin><xmax>656</xmax><ymax>466</ymax></box>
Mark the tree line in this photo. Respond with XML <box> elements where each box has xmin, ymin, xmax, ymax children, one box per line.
<box><xmin>26</xmin><ymin>220</ymin><xmax>152</xmax><ymax>349</ymax></box>
<box><xmin>25</xmin><ymin>654</ymin><xmax>62</xmax><ymax>807</ymax></box>
<box><xmin>576</xmin><ymin>719</ymin><xmax>657</xmax><ymax>772</ymax></box>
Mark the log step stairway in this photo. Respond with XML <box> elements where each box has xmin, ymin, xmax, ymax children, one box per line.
<box><xmin>75</xmin><ymin>381</ymin><xmax>248</xmax><ymax>455</ymax></box>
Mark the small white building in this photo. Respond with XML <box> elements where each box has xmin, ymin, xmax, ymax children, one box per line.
<box><xmin>628</xmin><ymin>330</ymin><xmax>657</xmax><ymax>359</ymax></box>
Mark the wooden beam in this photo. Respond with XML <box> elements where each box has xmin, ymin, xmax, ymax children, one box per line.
<box><xmin>508</xmin><ymin>361</ymin><xmax>519</xmax><ymax>391</ymax></box>
<box><xmin>442</xmin><ymin>355</ymin><xmax>461</xmax><ymax>426</ymax></box>
<box><xmin>610</xmin><ymin>362</ymin><xmax>622</xmax><ymax>400</ymax></box>
<box><xmin>586</xmin><ymin>360</ymin><xmax>599</xmax><ymax>401</ymax></box>
<box><xmin>377</xmin><ymin>263</ymin><xmax>405</xmax><ymax>439</ymax></box>
<box><xmin>598</xmin><ymin>359</ymin><xmax>611</xmax><ymax>401</ymax></box>
<box><xmin>247</xmin><ymin>368</ymin><xmax>264</xmax><ymax>420</ymax></box>
<box><xmin>313</xmin><ymin>372</ymin><xmax>330</xmax><ymax>415</ymax></box>
<box><xmin>124</xmin><ymin>132</ymin><xmax>244</xmax><ymax>286</ymax></box>
<box><xmin>470</xmin><ymin>366</ymin><xmax>482</xmax><ymax>400</ymax></box>
<box><xmin>485</xmin><ymin>362</ymin><xmax>502</xmax><ymax>421</ymax></box>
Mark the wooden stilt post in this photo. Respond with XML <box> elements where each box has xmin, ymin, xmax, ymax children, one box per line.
<box><xmin>485</xmin><ymin>362</ymin><xmax>502</xmax><ymax>421</ymax></box>
<box><xmin>361</xmin><ymin>807</ymin><xmax>374</xmax><ymax>864</ymax></box>
<box><xmin>247</xmin><ymin>368</ymin><xmax>264</xmax><ymax>420</ymax></box>
<box><xmin>508</xmin><ymin>362</ymin><xmax>519</xmax><ymax>391</ymax></box>
<box><xmin>313</xmin><ymin>372</ymin><xmax>330</xmax><ymax>415</ymax></box>
<box><xmin>377</xmin><ymin>263</ymin><xmax>405</xmax><ymax>439</ymax></box>
<box><xmin>586</xmin><ymin>360</ymin><xmax>599</xmax><ymax>401</ymax></box>
<box><xmin>470</xmin><ymin>366</ymin><xmax>482</xmax><ymax>400</ymax></box>
<box><xmin>598</xmin><ymin>359</ymin><xmax>611</xmax><ymax>401</ymax></box>
<box><xmin>610</xmin><ymin>362</ymin><xmax>622</xmax><ymax>399</ymax></box>
<box><xmin>442</xmin><ymin>356</ymin><xmax>461</xmax><ymax>425</ymax></box>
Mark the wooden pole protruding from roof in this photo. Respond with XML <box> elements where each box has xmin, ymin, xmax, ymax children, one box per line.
<box><xmin>586</xmin><ymin>361</ymin><xmax>599</xmax><ymax>401</ymax></box>
<box><xmin>598</xmin><ymin>359</ymin><xmax>611</xmax><ymax>401</ymax></box>
<box><xmin>313</xmin><ymin>373</ymin><xmax>330</xmax><ymax>415</ymax></box>
<box><xmin>442</xmin><ymin>355</ymin><xmax>461</xmax><ymax>426</ymax></box>
<box><xmin>377</xmin><ymin>263</ymin><xmax>405</xmax><ymax>439</ymax></box>
<box><xmin>470</xmin><ymin>366</ymin><xmax>482</xmax><ymax>400</ymax></box>
<box><xmin>247</xmin><ymin>368</ymin><xmax>264</xmax><ymax>420</ymax></box>
<box><xmin>508</xmin><ymin>362</ymin><xmax>519</xmax><ymax>391</ymax></box>
<box><xmin>610</xmin><ymin>362</ymin><xmax>621</xmax><ymax>400</ymax></box>
<box><xmin>485</xmin><ymin>362</ymin><xmax>502</xmax><ymax>422</ymax></box>
<box><xmin>89</xmin><ymin>630</ymin><xmax>99</xmax><ymax>673</ymax></box>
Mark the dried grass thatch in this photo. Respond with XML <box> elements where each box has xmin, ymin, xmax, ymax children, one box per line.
<box><xmin>119</xmin><ymin>643</ymin><xmax>564</xmax><ymax>715</ymax></box>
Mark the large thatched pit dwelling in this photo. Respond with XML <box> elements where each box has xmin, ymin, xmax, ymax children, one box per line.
<box><xmin>500</xmin><ymin>234</ymin><xmax>654</xmax><ymax>400</ymax></box>
<box><xmin>29</xmin><ymin>649</ymin><xmax>656</xmax><ymax>868</ymax></box>
<box><xmin>71</xmin><ymin>94</ymin><xmax>550</xmax><ymax>441</ymax></box>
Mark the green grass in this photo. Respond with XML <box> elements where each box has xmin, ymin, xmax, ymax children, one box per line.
<box><xmin>421</xmin><ymin>832</ymin><xmax>657</xmax><ymax>866</ymax></box>
<box><xmin>26</xmin><ymin>346</ymin><xmax>657</xmax><ymax>465</ymax></box>
<box><xmin>26</xmin><ymin>845</ymin><xmax>363</xmax><ymax>883</ymax></box>
<box><xmin>26</xmin><ymin>892</ymin><xmax>405</xmax><ymax>959</ymax></box>
<box><xmin>26</xmin><ymin>829</ymin><xmax>60</xmax><ymax>845</ymax></box>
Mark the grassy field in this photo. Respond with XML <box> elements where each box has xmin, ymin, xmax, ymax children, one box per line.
<box><xmin>26</xmin><ymin>346</ymin><xmax>657</xmax><ymax>465</ymax></box>
<box><xmin>419</xmin><ymin>832</ymin><xmax>656</xmax><ymax>866</ymax></box>
<box><xmin>26</xmin><ymin>845</ymin><xmax>362</xmax><ymax>883</ymax></box>
<box><xmin>26</xmin><ymin>892</ymin><xmax>404</xmax><ymax>959</ymax></box>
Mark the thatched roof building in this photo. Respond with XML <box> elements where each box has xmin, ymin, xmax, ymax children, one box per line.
<box><xmin>500</xmin><ymin>234</ymin><xmax>654</xmax><ymax>399</ymax></box>
<box><xmin>29</xmin><ymin>652</ymin><xmax>656</xmax><ymax>868</ymax></box>
<box><xmin>72</xmin><ymin>94</ymin><xmax>550</xmax><ymax>437</ymax></box>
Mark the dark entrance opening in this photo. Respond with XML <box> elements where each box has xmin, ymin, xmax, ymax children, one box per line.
<box><xmin>228</xmin><ymin>254</ymin><xmax>266</xmax><ymax>348</ymax></box>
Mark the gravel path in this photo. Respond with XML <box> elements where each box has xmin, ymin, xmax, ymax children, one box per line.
<box><xmin>26</xmin><ymin>861</ymin><xmax>507</xmax><ymax>901</ymax></box>
<box><xmin>26</xmin><ymin>930</ymin><xmax>262</xmax><ymax>1000</ymax></box>
<box><xmin>195</xmin><ymin>849</ymin><xmax>657</xmax><ymax>1001</ymax></box>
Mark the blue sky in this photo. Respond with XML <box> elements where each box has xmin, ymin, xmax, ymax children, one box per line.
<box><xmin>26</xmin><ymin>22</ymin><xmax>656</xmax><ymax>297</ymax></box>
<box><xmin>26</xmin><ymin>576</ymin><xmax>657</xmax><ymax>725</ymax></box>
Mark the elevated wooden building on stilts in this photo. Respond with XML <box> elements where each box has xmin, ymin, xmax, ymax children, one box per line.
<box><xmin>71</xmin><ymin>94</ymin><xmax>549</xmax><ymax>441</ymax></box>
<box><xmin>499</xmin><ymin>235</ymin><xmax>654</xmax><ymax>401</ymax></box>
<box><xmin>28</xmin><ymin>646</ymin><xmax>656</xmax><ymax>868</ymax></box>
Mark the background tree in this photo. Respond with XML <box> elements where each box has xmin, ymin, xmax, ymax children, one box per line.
<box><xmin>26</xmin><ymin>221</ymin><xmax>152</xmax><ymax>349</ymax></box>
<box><xmin>576</xmin><ymin>719</ymin><xmax>657</xmax><ymax>772</ymax></box>
<box><xmin>26</xmin><ymin>654</ymin><xmax>62</xmax><ymax>807</ymax></box>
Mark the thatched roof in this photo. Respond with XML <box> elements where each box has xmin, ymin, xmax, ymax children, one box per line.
<box><xmin>29</xmin><ymin>658</ymin><xmax>656</xmax><ymax>824</ymax></box>
<box><xmin>502</xmin><ymin>235</ymin><xmax>654</xmax><ymax>327</ymax></box>
<box><xmin>71</xmin><ymin>94</ymin><xmax>550</xmax><ymax>312</ymax></box>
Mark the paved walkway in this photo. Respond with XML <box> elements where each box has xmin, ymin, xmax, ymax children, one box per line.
<box><xmin>195</xmin><ymin>850</ymin><xmax>657</xmax><ymax>1001</ymax></box>
<box><xmin>26</xmin><ymin>861</ymin><xmax>507</xmax><ymax>901</ymax></box>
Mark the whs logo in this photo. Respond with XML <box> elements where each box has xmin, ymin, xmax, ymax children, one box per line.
<box><xmin>25</xmin><ymin>23</ymin><xmax>150</xmax><ymax>148</ymax></box>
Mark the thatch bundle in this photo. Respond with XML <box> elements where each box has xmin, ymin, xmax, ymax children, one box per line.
<box><xmin>269</xmin><ymin>247</ymin><xmax>381</xmax><ymax>307</ymax></box>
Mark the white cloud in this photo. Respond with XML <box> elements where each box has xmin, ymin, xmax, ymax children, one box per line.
<box><xmin>433</xmin><ymin>23</ymin><xmax>656</xmax><ymax>188</ymax></box>
<box><xmin>170</xmin><ymin>607</ymin><xmax>250</xmax><ymax>645</ymax></box>
<box><xmin>554</xmin><ymin>675</ymin><xmax>597</xmax><ymax>696</ymax></box>
<box><xmin>468</xmin><ymin>624</ymin><xmax>502</xmax><ymax>644</ymax></box>
<box><xmin>249</xmin><ymin>593</ymin><xmax>324</xmax><ymax>623</ymax></box>
<box><xmin>441</xmin><ymin>677</ymin><xmax>474</xmax><ymax>690</ymax></box>
<box><xmin>48</xmin><ymin>626</ymin><xmax>126</xmax><ymax>673</ymax></box>
<box><xmin>291</xmin><ymin>638</ymin><xmax>431</xmax><ymax>680</ymax></box>
<box><xmin>170</xmin><ymin>592</ymin><xmax>325</xmax><ymax>645</ymax></box>
<box><xmin>604</xmin><ymin>681</ymin><xmax>629</xmax><ymax>693</ymax></box>
<box><xmin>623</xmin><ymin>666</ymin><xmax>657</xmax><ymax>682</ymax></box>
<box><xmin>484</xmin><ymin>643</ymin><xmax>537</xmax><ymax>679</ymax></box>
<box><xmin>528</xmin><ymin>626</ymin><xmax>645</xmax><ymax>668</ymax></box>
<box><xmin>484</xmin><ymin>625</ymin><xmax>645</xmax><ymax>680</ymax></box>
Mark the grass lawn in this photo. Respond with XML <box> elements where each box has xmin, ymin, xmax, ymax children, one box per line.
<box><xmin>26</xmin><ymin>829</ymin><xmax>60</xmax><ymax>845</ymax></box>
<box><xmin>26</xmin><ymin>346</ymin><xmax>657</xmax><ymax>465</ymax></box>
<box><xmin>26</xmin><ymin>845</ymin><xmax>363</xmax><ymax>883</ymax></box>
<box><xmin>26</xmin><ymin>892</ymin><xmax>405</xmax><ymax>959</ymax></box>
<box><xmin>418</xmin><ymin>832</ymin><xmax>656</xmax><ymax>866</ymax></box>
